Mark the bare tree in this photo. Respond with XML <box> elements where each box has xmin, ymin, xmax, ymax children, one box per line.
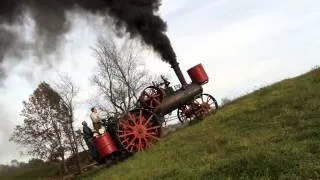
<box><xmin>53</xmin><ymin>74</ymin><xmax>82</xmax><ymax>173</ymax></box>
<box><xmin>87</xmin><ymin>94</ymin><xmax>113</xmax><ymax>114</ymax></box>
<box><xmin>75</xmin><ymin>129</ymin><xmax>87</xmax><ymax>152</ymax></box>
<box><xmin>10</xmin><ymin>82</ymin><xmax>69</xmax><ymax>173</ymax></box>
<box><xmin>91</xmin><ymin>37</ymin><xmax>153</xmax><ymax>114</ymax></box>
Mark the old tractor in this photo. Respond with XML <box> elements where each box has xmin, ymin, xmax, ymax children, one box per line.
<box><xmin>94</xmin><ymin>62</ymin><xmax>219</xmax><ymax>158</ymax></box>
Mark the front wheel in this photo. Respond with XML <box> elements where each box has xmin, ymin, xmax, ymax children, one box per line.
<box><xmin>177</xmin><ymin>104</ymin><xmax>194</xmax><ymax>124</ymax></box>
<box><xmin>177</xmin><ymin>93</ymin><xmax>218</xmax><ymax>124</ymax></box>
<box><xmin>193</xmin><ymin>93</ymin><xmax>218</xmax><ymax>117</ymax></box>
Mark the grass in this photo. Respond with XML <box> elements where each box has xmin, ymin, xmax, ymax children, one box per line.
<box><xmin>0</xmin><ymin>163</ymin><xmax>61</xmax><ymax>180</ymax></box>
<box><xmin>80</xmin><ymin>67</ymin><xmax>320</xmax><ymax>180</ymax></box>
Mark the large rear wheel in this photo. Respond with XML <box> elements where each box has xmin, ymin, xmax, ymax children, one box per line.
<box><xmin>117</xmin><ymin>109</ymin><xmax>162</xmax><ymax>152</ymax></box>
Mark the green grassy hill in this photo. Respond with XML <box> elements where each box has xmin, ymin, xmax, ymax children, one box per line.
<box><xmin>81</xmin><ymin>67</ymin><xmax>320</xmax><ymax>180</ymax></box>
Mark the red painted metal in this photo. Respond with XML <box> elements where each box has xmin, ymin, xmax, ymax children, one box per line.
<box><xmin>139</xmin><ymin>86</ymin><xmax>163</xmax><ymax>109</ymax></box>
<box><xmin>187</xmin><ymin>63</ymin><xmax>209</xmax><ymax>85</ymax></box>
<box><xmin>177</xmin><ymin>94</ymin><xmax>218</xmax><ymax>124</ymax></box>
<box><xmin>193</xmin><ymin>94</ymin><xmax>218</xmax><ymax>116</ymax></box>
<box><xmin>118</xmin><ymin>109</ymin><xmax>161</xmax><ymax>152</ymax></box>
<box><xmin>94</xmin><ymin>132</ymin><xmax>118</xmax><ymax>157</ymax></box>
<box><xmin>177</xmin><ymin>104</ymin><xmax>193</xmax><ymax>123</ymax></box>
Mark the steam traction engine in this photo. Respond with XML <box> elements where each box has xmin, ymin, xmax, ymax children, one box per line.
<box><xmin>94</xmin><ymin>63</ymin><xmax>218</xmax><ymax>159</ymax></box>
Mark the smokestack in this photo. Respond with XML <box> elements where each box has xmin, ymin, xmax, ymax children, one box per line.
<box><xmin>171</xmin><ymin>62</ymin><xmax>187</xmax><ymax>86</ymax></box>
<box><xmin>0</xmin><ymin>0</ymin><xmax>188</xmax><ymax>85</ymax></box>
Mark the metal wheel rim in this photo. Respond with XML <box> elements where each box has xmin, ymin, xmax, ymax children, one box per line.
<box><xmin>177</xmin><ymin>105</ymin><xmax>194</xmax><ymax>124</ymax></box>
<box><xmin>139</xmin><ymin>87</ymin><xmax>163</xmax><ymax>109</ymax></box>
<box><xmin>193</xmin><ymin>93</ymin><xmax>218</xmax><ymax>117</ymax></box>
<box><xmin>117</xmin><ymin>109</ymin><xmax>161</xmax><ymax>152</ymax></box>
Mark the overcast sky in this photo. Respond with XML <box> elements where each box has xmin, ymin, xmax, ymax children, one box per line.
<box><xmin>0</xmin><ymin>0</ymin><xmax>319</xmax><ymax>164</ymax></box>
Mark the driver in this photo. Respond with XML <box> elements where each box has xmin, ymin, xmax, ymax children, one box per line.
<box><xmin>90</xmin><ymin>107</ymin><xmax>103</xmax><ymax>132</ymax></box>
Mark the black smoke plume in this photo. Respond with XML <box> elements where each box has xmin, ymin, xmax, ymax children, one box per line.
<box><xmin>0</xmin><ymin>0</ymin><xmax>179</xmax><ymax>81</ymax></box>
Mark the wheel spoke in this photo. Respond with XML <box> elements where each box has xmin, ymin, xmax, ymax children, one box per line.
<box><xmin>143</xmin><ymin>114</ymin><xmax>154</xmax><ymax>126</ymax></box>
<box><xmin>146</xmin><ymin>133</ymin><xmax>160</xmax><ymax>141</ymax></box>
<box><xmin>128</xmin><ymin>113</ymin><xmax>137</xmax><ymax>125</ymax></box>
<box><xmin>146</xmin><ymin>125</ymin><xmax>161</xmax><ymax>131</ymax></box>
<box><xmin>153</xmin><ymin>98</ymin><xmax>161</xmax><ymax>105</ymax></box>
<box><xmin>147</xmin><ymin>132</ymin><xmax>158</xmax><ymax>135</ymax></box>
<box><xmin>118</xmin><ymin>130</ymin><xmax>132</xmax><ymax>133</ymax></box>
<box><xmin>126</xmin><ymin>137</ymin><xmax>137</xmax><ymax>150</ymax></box>
<box><xmin>143</xmin><ymin>137</ymin><xmax>152</xmax><ymax>148</ymax></box>
<box><xmin>121</xmin><ymin>137</ymin><xmax>131</xmax><ymax>144</ymax></box>
<box><xmin>138</xmin><ymin>138</ymin><xmax>143</xmax><ymax>151</ymax></box>
<box><xmin>119</xmin><ymin>121</ymin><xmax>134</xmax><ymax>129</ymax></box>
<box><xmin>129</xmin><ymin>145</ymin><xmax>134</xmax><ymax>152</ymax></box>
<box><xmin>139</xmin><ymin>109</ymin><xmax>143</xmax><ymax>125</ymax></box>
<box><xmin>119</xmin><ymin>132</ymin><xmax>134</xmax><ymax>138</ymax></box>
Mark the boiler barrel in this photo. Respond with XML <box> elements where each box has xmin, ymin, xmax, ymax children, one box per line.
<box><xmin>155</xmin><ymin>83</ymin><xmax>203</xmax><ymax>115</ymax></box>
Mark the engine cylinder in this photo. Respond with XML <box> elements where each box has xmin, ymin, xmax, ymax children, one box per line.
<box><xmin>154</xmin><ymin>83</ymin><xmax>203</xmax><ymax>115</ymax></box>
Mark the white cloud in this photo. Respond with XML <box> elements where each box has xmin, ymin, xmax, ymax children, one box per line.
<box><xmin>160</xmin><ymin>0</ymin><xmax>320</xmax><ymax>102</ymax></box>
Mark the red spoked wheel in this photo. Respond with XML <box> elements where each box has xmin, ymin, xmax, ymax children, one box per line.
<box><xmin>117</xmin><ymin>109</ymin><xmax>162</xmax><ymax>152</ymax></box>
<box><xmin>139</xmin><ymin>86</ymin><xmax>163</xmax><ymax>109</ymax></box>
<box><xmin>177</xmin><ymin>104</ymin><xmax>194</xmax><ymax>124</ymax></box>
<box><xmin>178</xmin><ymin>93</ymin><xmax>218</xmax><ymax>124</ymax></box>
<box><xmin>193</xmin><ymin>93</ymin><xmax>218</xmax><ymax>118</ymax></box>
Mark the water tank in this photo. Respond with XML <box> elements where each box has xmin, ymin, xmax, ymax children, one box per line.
<box><xmin>187</xmin><ymin>63</ymin><xmax>209</xmax><ymax>85</ymax></box>
<box><xmin>94</xmin><ymin>132</ymin><xmax>118</xmax><ymax>157</ymax></box>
